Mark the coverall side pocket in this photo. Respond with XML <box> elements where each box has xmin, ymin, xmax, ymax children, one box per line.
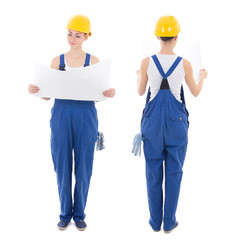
<box><xmin>50</xmin><ymin>106</ymin><xmax>59</xmax><ymax>128</ymax></box>
<box><xmin>169</xmin><ymin>106</ymin><xmax>188</xmax><ymax>141</ymax></box>
<box><xmin>141</xmin><ymin>117</ymin><xmax>160</xmax><ymax>140</ymax></box>
<box><xmin>83</xmin><ymin>116</ymin><xmax>98</xmax><ymax>146</ymax></box>
<box><xmin>169</xmin><ymin>104</ymin><xmax>188</xmax><ymax>122</ymax></box>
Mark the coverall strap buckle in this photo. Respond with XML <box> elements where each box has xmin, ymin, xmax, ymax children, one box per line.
<box><xmin>59</xmin><ymin>65</ymin><xmax>66</xmax><ymax>71</ymax></box>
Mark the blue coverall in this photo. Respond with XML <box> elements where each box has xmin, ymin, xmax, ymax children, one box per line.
<box><xmin>141</xmin><ymin>55</ymin><xmax>189</xmax><ymax>231</ymax></box>
<box><xmin>50</xmin><ymin>53</ymin><xmax>98</xmax><ymax>222</ymax></box>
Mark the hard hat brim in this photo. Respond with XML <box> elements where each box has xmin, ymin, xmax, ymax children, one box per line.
<box><xmin>66</xmin><ymin>27</ymin><xmax>91</xmax><ymax>36</ymax></box>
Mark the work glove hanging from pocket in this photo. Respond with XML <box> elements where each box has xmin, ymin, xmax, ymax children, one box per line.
<box><xmin>132</xmin><ymin>133</ymin><xmax>143</xmax><ymax>157</ymax></box>
<box><xmin>96</xmin><ymin>131</ymin><xmax>105</xmax><ymax>151</ymax></box>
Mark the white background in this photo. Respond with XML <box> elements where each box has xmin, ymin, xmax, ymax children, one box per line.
<box><xmin>1</xmin><ymin>0</ymin><xmax>240</xmax><ymax>239</ymax></box>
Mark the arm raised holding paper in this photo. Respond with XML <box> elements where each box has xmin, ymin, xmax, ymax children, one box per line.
<box><xmin>183</xmin><ymin>59</ymin><xmax>208</xmax><ymax>97</ymax></box>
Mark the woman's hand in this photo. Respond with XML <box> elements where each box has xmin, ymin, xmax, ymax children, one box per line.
<box><xmin>28</xmin><ymin>84</ymin><xmax>39</xmax><ymax>94</ymax></box>
<box><xmin>103</xmin><ymin>88</ymin><xmax>116</xmax><ymax>98</ymax></box>
<box><xmin>200</xmin><ymin>69</ymin><xmax>208</xmax><ymax>80</ymax></box>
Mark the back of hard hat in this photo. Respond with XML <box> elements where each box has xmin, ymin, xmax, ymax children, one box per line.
<box><xmin>154</xmin><ymin>16</ymin><xmax>180</xmax><ymax>37</ymax></box>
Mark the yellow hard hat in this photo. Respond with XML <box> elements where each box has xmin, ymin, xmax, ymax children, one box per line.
<box><xmin>154</xmin><ymin>16</ymin><xmax>180</xmax><ymax>37</ymax></box>
<box><xmin>66</xmin><ymin>15</ymin><xmax>91</xmax><ymax>36</ymax></box>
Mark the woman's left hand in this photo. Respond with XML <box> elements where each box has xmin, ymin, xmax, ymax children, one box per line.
<box><xmin>103</xmin><ymin>88</ymin><xmax>116</xmax><ymax>98</ymax></box>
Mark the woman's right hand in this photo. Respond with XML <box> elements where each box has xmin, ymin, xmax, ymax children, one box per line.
<box><xmin>28</xmin><ymin>84</ymin><xmax>39</xmax><ymax>94</ymax></box>
<box><xmin>200</xmin><ymin>69</ymin><xmax>208</xmax><ymax>80</ymax></box>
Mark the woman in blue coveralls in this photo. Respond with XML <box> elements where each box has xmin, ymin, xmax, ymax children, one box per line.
<box><xmin>28</xmin><ymin>15</ymin><xmax>115</xmax><ymax>231</ymax></box>
<box><xmin>136</xmin><ymin>16</ymin><xmax>208</xmax><ymax>233</ymax></box>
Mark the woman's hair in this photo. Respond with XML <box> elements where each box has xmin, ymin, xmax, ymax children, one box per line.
<box><xmin>160</xmin><ymin>37</ymin><xmax>174</xmax><ymax>42</ymax></box>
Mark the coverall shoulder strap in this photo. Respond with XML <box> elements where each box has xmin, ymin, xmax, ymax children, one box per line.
<box><xmin>84</xmin><ymin>53</ymin><xmax>91</xmax><ymax>67</ymax></box>
<box><xmin>165</xmin><ymin>56</ymin><xmax>182</xmax><ymax>78</ymax></box>
<box><xmin>152</xmin><ymin>55</ymin><xmax>165</xmax><ymax>78</ymax></box>
<box><xmin>152</xmin><ymin>55</ymin><xmax>182</xmax><ymax>78</ymax></box>
<box><xmin>59</xmin><ymin>54</ymin><xmax>66</xmax><ymax>71</ymax></box>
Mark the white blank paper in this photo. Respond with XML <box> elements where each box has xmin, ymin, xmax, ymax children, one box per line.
<box><xmin>33</xmin><ymin>59</ymin><xmax>111</xmax><ymax>101</ymax></box>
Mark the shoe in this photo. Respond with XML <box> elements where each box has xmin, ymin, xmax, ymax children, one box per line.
<box><xmin>164</xmin><ymin>222</ymin><xmax>178</xmax><ymax>234</ymax></box>
<box><xmin>57</xmin><ymin>220</ymin><xmax>70</xmax><ymax>230</ymax></box>
<box><xmin>75</xmin><ymin>220</ymin><xmax>87</xmax><ymax>231</ymax></box>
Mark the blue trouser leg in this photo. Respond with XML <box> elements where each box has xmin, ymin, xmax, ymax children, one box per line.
<box><xmin>163</xmin><ymin>144</ymin><xmax>187</xmax><ymax>230</ymax></box>
<box><xmin>143</xmin><ymin>119</ymin><xmax>165</xmax><ymax>231</ymax></box>
<box><xmin>72</xmin><ymin>104</ymin><xmax>98</xmax><ymax>222</ymax></box>
<box><xmin>163</xmin><ymin>117</ymin><xmax>188</xmax><ymax>231</ymax></box>
<box><xmin>145</xmin><ymin>158</ymin><xmax>164</xmax><ymax>231</ymax></box>
<box><xmin>72</xmin><ymin>132</ymin><xmax>97</xmax><ymax>222</ymax></box>
<box><xmin>73</xmin><ymin>139</ymin><xmax>96</xmax><ymax>222</ymax></box>
<box><xmin>50</xmin><ymin>105</ymin><xmax>73</xmax><ymax>222</ymax></box>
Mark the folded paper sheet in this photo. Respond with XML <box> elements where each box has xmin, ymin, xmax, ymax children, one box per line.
<box><xmin>33</xmin><ymin>59</ymin><xmax>111</xmax><ymax>101</ymax></box>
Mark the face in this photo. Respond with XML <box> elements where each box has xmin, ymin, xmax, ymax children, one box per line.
<box><xmin>67</xmin><ymin>29</ymin><xmax>89</xmax><ymax>49</ymax></box>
